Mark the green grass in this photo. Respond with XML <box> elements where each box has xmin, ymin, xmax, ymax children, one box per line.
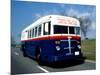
<box><xmin>81</xmin><ymin>39</ymin><xmax>96</xmax><ymax>61</ymax></box>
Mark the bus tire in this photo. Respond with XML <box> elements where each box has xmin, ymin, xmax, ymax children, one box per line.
<box><xmin>23</xmin><ymin>51</ymin><xmax>27</xmax><ymax>57</ymax></box>
<box><xmin>36</xmin><ymin>47</ymin><xmax>43</xmax><ymax>65</ymax></box>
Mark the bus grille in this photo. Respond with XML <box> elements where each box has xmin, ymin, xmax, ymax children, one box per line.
<box><xmin>56</xmin><ymin>40</ymin><xmax>78</xmax><ymax>55</ymax></box>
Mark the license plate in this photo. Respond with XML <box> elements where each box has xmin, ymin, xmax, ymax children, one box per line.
<box><xmin>75</xmin><ymin>51</ymin><xmax>79</xmax><ymax>55</ymax></box>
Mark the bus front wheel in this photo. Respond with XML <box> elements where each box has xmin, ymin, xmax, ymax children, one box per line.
<box><xmin>36</xmin><ymin>47</ymin><xmax>43</xmax><ymax>65</ymax></box>
<box><xmin>23</xmin><ymin>50</ymin><xmax>27</xmax><ymax>57</ymax></box>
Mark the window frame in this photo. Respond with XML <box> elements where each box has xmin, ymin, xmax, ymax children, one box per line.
<box><xmin>35</xmin><ymin>27</ymin><xmax>37</xmax><ymax>37</ymax></box>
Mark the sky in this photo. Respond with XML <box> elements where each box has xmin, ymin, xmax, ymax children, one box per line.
<box><xmin>11</xmin><ymin>0</ymin><xmax>96</xmax><ymax>43</ymax></box>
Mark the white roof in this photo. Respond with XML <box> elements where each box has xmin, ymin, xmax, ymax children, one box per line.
<box><xmin>22</xmin><ymin>15</ymin><xmax>80</xmax><ymax>32</ymax></box>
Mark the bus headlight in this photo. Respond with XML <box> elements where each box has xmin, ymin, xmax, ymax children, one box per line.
<box><xmin>77</xmin><ymin>41</ymin><xmax>80</xmax><ymax>44</ymax></box>
<box><xmin>77</xmin><ymin>45</ymin><xmax>81</xmax><ymax>49</ymax></box>
<box><xmin>56</xmin><ymin>46</ymin><xmax>60</xmax><ymax>51</ymax></box>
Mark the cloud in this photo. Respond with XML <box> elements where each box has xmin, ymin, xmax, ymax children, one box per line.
<box><xmin>79</xmin><ymin>12</ymin><xmax>91</xmax><ymax>18</ymax></box>
<box><xmin>34</xmin><ymin>7</ymin><xmax>61</xmax><ymax>19</ymax></box>
<box><xmin>65</xmin><ymin>8</ymin><xmax>92</xmax><ymax>18</ymax></box>
<box><xmin>91</xmin><ymin>21</ymin><xmax>96</xmax><ymax>30</ymax></box>
<box><xmin>65</xmin><ymin>8</ymin><xmax>96</xmax><ymax>30</ymax></box>
<box><xmin>91</xmin><ymin>8</ymin><xmax>96</xmax><ymax>17</ymax></box>
<box><xmin>65</xmin><ymin>8</ymin><xmax>79</xmax><ymax>17</ymax></box>
<box><xmin>35</xmin><ymin>13</ymin><xmax>43</xmax><ymax>18</ymax></box>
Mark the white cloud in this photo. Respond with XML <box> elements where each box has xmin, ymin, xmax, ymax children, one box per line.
<box><xmin>79</xmin><ymin>12</ymin><xmax>91</xmax><ymax>18</ymax></box>
<box><xmin>66</xmin><ymin>8</ymin><xmax>91</xmax><ymax>18</ymax></box>
<box><xmin>91</xmin><ymin>21</ymin><xmax>96</xmax><ymax>30</ymax></box>
<box><xmin>35</xmin><ymin>13</ymin><xmax>43</xmax><ymax>18</ymax></box>
<box><xmin>65</xmin><ymin>8</ymin><xmax>79</xmax><ymax>17</ymax></box>
<box><xmin>91</xmin><ymin>8</ymin><xmax>96</xmax><ymax>17</ymax></box>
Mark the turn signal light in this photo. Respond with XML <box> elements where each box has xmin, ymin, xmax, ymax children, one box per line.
<box><xmin>77</xmin><ymin>41</ymin><xmax>80</xmax><ymax>44</ymax></box>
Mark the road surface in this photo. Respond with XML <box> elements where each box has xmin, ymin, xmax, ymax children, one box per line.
<box><xmin>11</xmin><ymin>47</ymin><xmax>96</xmax><ymax>75</ymax></box>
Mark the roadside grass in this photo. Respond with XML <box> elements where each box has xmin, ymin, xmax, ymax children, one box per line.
<box><xmin>81</xmin><ymin>39</ymin><xmax>96</xmax><ymax>61</ymax></box>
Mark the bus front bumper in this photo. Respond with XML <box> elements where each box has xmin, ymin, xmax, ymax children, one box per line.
<box><xmin>42</xmin><ymin>53</ymin><xmax>84</xmax><ymax>63</ymax></box>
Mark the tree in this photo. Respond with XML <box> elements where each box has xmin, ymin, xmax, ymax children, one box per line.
<box><xmin>79</xmin><ymin>16</ymin><xmax>92</xmax><ymax>39</ymax></box>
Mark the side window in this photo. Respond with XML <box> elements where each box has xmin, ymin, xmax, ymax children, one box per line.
<box><xmin>30</xmin><ymin>30</ymin><xmax>32</xmax><ymax>38</ymax></box>
<box><xmin>38</xmin><ymin>25</ymin><xmax>41</xmax><ymax>36</ymax></box>
<box><xmin>24</xmin><ymin>31</ymin><xmax>27</xmax><ymax>39</ymax></box>
<box><xmin>27</xmin><ymin>30</ymin><xmax>32</xmax><ymax>38</ymax></box>
<box><xmin>43</xmin><ymin>22</ymin><xmax>51</xmax><ymax>35</ymax></box>
<box><xmin>32</xmin><ymin>28</ymin><xmax>34</xmax><ymax>37</ymax></box>
<box><xmin>35</xmin><ymin>27</ymin><xmax>37</xmax><ymax>37</ymax></box>
<box><xmin>28</xmin><ymin>31</ymin><xmax>30</xmax><ymax>38</ymax></box>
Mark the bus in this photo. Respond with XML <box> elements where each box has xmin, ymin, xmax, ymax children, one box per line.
<box><xmin>21</xmin><ymin>15</ymin><xmax>83</xmax><ymax>64</ymax></box>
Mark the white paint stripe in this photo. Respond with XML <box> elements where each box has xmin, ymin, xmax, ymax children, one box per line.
<box><xmin>14</xmin><ymin>52</ymin><xmax>19</xmax><ymax>56</ymax></box>
<box><xmin>85</xmin><ymin>60</ymin><xmax>96</xmax><ymax>63</ymax></box>
<box><xmin>37</xmin><ymin>66</ymin><xmax>49</xmax><ymax>73</ymax></box>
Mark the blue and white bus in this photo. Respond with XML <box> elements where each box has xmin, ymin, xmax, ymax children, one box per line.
<box><xmin>21</xmin><ymin>15</ymin><xmax>83</xmax><ymax>64</ymax></box>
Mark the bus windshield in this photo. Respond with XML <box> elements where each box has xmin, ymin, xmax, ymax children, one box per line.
<box><xmin>75</xmin><ymin>27</ymin><xmax>80</xmax><ymax>35</ymax></box>
<box><xmin>54</xmin><ymin>25</ymin><xmax>80</xmax><ymax>35</ymax></box>
<box><xmin>54</xmin><ymin>25</ymin><xmax>68</xmax><ymax>34</ymax></box>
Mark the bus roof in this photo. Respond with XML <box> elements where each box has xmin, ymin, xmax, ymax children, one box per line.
<box><xmin>22</xmin><ymin>15</ymin><xmax>80</xmax><ymax>32</ymax></box>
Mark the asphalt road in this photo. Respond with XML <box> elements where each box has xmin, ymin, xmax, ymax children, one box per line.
<box><xmin>11</xmin><ymin>47</ymin><xmax>96</xmax><ymax>75</ymax></box>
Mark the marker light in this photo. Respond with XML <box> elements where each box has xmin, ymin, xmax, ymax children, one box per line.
<box><xmin>55</xmin><ymin>41</ymin><xmax>60</xmax><ymax>44</ymax></box>
<box><xmin>77</xmin><ymin>41</ymin><xmax>80</xmax><ymax>44</ymax></box>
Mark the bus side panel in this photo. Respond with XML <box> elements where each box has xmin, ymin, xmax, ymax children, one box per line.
<box><xmin>21</xmin><ymin>37</ymin><xmax>83</xmax><ymax>63</ymax></box>
<box><xmin>21</xmin><ymin>40</ymin><xmax>36</xmax><ymax>58</ymax></box>
<box><xmin>40</xmin><ymin>40</ymin><xmax>55</xmax><ymax>55</ymax></box>
<box><xmin>21</xmin><ymin>40</ymin><xmax>45</xmax><ymax>58</ymax></box>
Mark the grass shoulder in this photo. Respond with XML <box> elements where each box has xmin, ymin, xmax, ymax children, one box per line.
<box><xmin>81</xmin><ymin>39</ymin><xmax>96</xmax><ymax>61</ymax></box>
